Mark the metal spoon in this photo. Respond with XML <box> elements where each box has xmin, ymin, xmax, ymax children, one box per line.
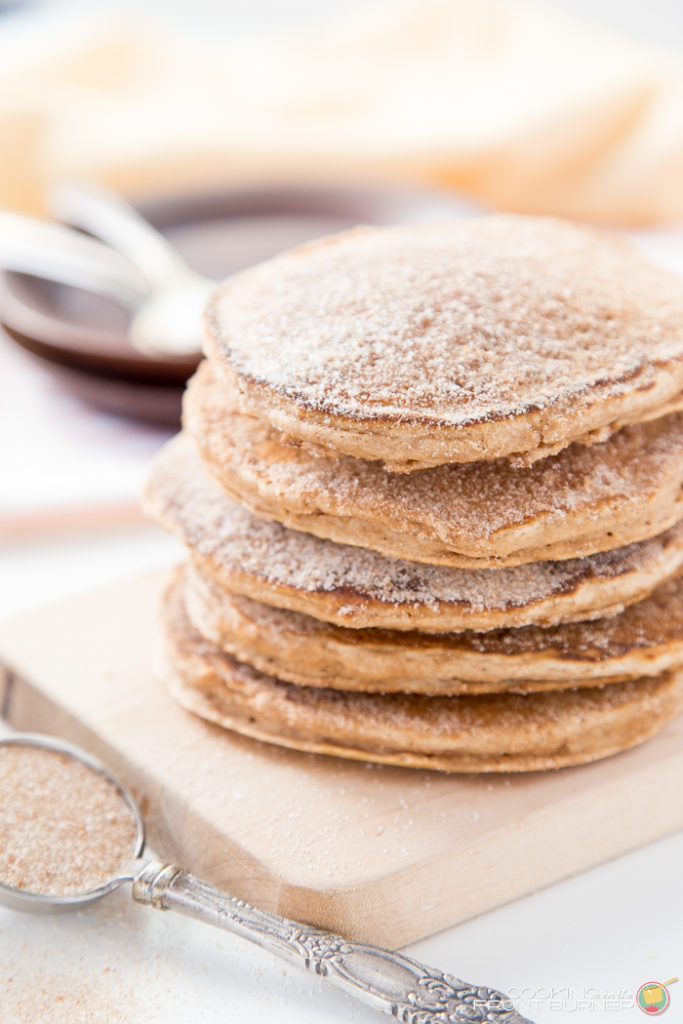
<box><xmin>0</xmin><ymin>211</ymin><xmax>150</xmax><ymax>311</ymax></box>
<box><xmin>50</xmin><ymin>182</ymin><xmax>217</xmax><ymax>358</ymax></box>
<box><xmin>0</xmin><ymin>732</ymin><xmax>532</xmax><ymax>1024</ymax></box>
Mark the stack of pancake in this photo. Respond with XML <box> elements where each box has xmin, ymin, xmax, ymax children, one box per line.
<box><xmin>144</xmin><ymin>215</ymin><xmax>683</xmax><ymax>772</ymax></box>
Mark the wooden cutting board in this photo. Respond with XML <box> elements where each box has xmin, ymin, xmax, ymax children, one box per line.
<box><xmin>1</xmin><ymin>571</ymin><xmax>682</xmax><ymax>947</ymax></box>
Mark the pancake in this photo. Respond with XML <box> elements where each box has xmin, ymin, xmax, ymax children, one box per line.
<box><xmin>204</xmin><ymin>217</ymin><xmax>683</xmax><ymax>471</ymax></box>
<box><xmin>185</xmin><ymin>360</ymin><xmax>683</xmax><ymax>568</ymax></box>
<box><xmin>143</xmin><ymin>435</ymin><xmax>683</xmax><ymax>633</ymax></box>
<box><xmin>184</xmin><ymin>565</ymin><xmax>683</xmax><ymax>694</ymax></box>
<box><xmin>162</xmin><ymin>574</ymin><xmax>683</xmax><ymax>773</ymax></box>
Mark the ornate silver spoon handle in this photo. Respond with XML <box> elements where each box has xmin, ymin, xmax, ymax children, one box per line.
<box><xmin>133</xmin><ymin>861</ymin><xmax>533</xmax><ymax>1024</ymax></box>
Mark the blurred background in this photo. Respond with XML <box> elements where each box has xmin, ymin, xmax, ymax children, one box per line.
<box><xmin>2</xmin><ymin>0</ymin><xmax>683</xmax><ymax>616</ymax></box>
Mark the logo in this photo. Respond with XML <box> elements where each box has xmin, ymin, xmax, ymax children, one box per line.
<box><xmin>637</xmin><ymin>978</ymin><xmax>678</xmax><ymax>1015</ymax></box>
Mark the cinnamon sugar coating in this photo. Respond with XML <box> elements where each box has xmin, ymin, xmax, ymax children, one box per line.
<box><xmin>185</xmin><ymin>361</ymin><xmax>683</xmax><ymax>567</ymax></box>
<box><xmin>143</xmin><ymin>435</ymin><xmax>683</xmax><ymax>633</ymax></box>
<box><xmin>162</xmin><ymin>575</ymin><xmax>683</xmax><ymax>773</ymax></box>
<box><xmin>183</xmin><ymin>565</ymin><xmax>683</xmax><ymax>694</ymax></box>
<box><xmin>205</xmin><ymin>217</ymin><xmax>683</xmax><ymax>469</ymax></box>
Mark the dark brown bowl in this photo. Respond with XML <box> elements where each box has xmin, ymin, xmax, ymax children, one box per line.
<box><xmin>0</xmin><ymin>183</ymin><xmax>478</xmax><ymax>423</ymax></box>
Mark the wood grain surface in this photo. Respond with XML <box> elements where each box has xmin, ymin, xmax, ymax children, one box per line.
<box><xmin>1</xmin><ymin>571</ymin><xmax>682</xmax><ymax>946</ymax></box>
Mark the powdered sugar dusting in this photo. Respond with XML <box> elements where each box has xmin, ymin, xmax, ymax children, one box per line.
<box><xmin>206</xmin><ymin>218</ymin><xmax>683</xmax><ymax>426</ymax></box>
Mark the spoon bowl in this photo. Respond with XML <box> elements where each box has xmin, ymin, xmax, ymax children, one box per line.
<box><xmin>0</xmin><ymin>733</ymin><xmax>144</xmax><ymax>913</ymax></box>
<box><xmin>127</xmin><ymin>270</ymin><xmax>216</xmax><ymax>357</ymax></box>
